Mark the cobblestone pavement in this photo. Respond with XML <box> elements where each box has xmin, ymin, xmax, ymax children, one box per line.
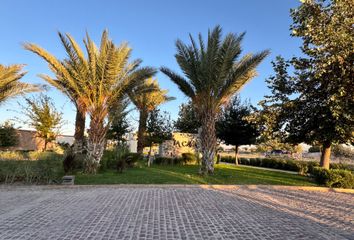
<box><xmin>0</xmin><ymin>185</ymin><xmax>353</xmax><ymax>240</ymax></box>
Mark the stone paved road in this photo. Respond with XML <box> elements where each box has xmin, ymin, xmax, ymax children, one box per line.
<box><xmin>0</xmin><ymin>185</ymin><xmax>353</xmax><ymax>240</ymax></box>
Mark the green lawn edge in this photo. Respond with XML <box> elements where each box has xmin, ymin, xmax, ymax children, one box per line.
<box><xmin>75</xmin><ymin>163</ymin><xmax>316</xmax><ymax>186</ymax></box>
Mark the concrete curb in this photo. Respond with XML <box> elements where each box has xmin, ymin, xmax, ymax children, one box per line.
<box><xmin>1</xmin><ymin>184</ymin><xmax>353</xmax><ymax>194</ymax></box>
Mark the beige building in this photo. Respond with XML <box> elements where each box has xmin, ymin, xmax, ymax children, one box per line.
<box><xmin>0</xmin><ymin>129</ymin><xmax>74</xmax><ymax>151</ymax></box>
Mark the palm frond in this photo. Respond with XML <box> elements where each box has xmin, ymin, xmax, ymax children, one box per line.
<box><xmin>160</xmin><ymin>67</ymin><xmax>195</xmax><ymax>98</ymax></box>
<box><xmin>0</xmin><ymin>64</ymin><xmax>43</xmax><ymax>104</ymax></box>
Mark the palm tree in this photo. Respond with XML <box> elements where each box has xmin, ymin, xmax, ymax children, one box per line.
<box><xmin>161</xmin><ymin>26</ymin><xmax>269</xmax><ymax>175</ymax></box>
<box><xmin>26</xmin><ymin>31</ymin><xmax>156</xmax><ymax>173</ymax></box>
<box><xmin>24</xmin><ymin>33</ymin><xmax>91</xmax><ymax>153</ymax></box>
<box><xmin>0</xmin><ymin>64</ymin><xmax>42</xmax><ymax>104</ymax></box>
<box><xmin>129</xmin><ymin>78</ymin><xmax>175</xmax><ymax>153</ymax></box>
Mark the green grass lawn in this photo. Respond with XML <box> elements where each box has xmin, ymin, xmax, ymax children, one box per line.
<box><xmin>75</xmin><ymin>163</ymin><xmax>317</xmax><ymax>186</ymax></box>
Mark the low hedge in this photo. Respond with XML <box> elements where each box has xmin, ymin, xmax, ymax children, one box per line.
<box><xmin>312</xmin><ymin>167</ymin><xmax>354</xmax><ymax>189</ymax></box>
<box><xmin>0</xmin><ymin>159</ymin><xmax>64</xmax><ymax>184</ymax></box>
<box><xmin>222</xmin><ymin>156</ymin><xmax>354</xmax><ymax>175</ymax></box>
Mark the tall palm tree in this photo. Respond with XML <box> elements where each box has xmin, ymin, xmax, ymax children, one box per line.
<box><xmin>129</xmin><ymin>78</ymin><xmax>175</xmax><ymax>153</ymax></box>
<box><xmin>161</xmin><ymin>26</ymin><xmax>269</xmax><ymax>175</ymax></box>
<box><xmin>25</xmin><ymin>31</ymin><xmax>156</xmax><ymax>173</ymax></box>
<box><xmin>0</xmin><ymin>64</ymin><xmax>42</xmax><ymax>104</ymax></box>
<box><xmin>24</xmin><ymin>33</ymin><xmax>91</xmax><ymax>153</ymax></box>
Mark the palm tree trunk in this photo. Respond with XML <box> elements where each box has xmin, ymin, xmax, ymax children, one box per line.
<box><xmin>73</xmin><ymin>109</ymin><xmax>86</xmax><ymax>154</ymax></box>
<box><xmin>320</xmin><ymin>142</ymin><xmax>331</xmax><ymax>169</ymax></box>
<box><xmin>137</xmin><ymin>109</ymin><xmax>148</xmax><ymax>154</ymax></box>
<box><xmin>199</xmin><ymin>110</ymin><xmax>217</xmax><ymax>175</ymax></box>
<box><xmin>85</xmin><ymin>116</ymin><xmax>106</xmax><ymax>174</ymax></box>
<box><xmin>235</xmin><ymin>145</ymin><xmax>239</xmax><ymax>165</ymax></box>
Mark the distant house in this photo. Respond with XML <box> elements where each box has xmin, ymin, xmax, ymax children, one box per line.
<box><xmin>0</xmin><ymin>129</ymin><xmax>74</xmax><ymax>151</ymax></box>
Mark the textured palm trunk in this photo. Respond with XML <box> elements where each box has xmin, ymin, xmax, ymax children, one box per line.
<box><xmin>73</xmin><ymin>109</ymin><xmax>86</xmax><ymax>154</ymax></box>
<box><xmin>199</xmin><ymin>110</ymin><xmax>217</xmax><ymax>175</ymax></box>
<box><xmin>137</xmin><ymin>109</ymin><xmax>148</xmax><ymax>154</ymax></box>
<box><xmin>85</xmin><ymin>116</ymin><xmax>106</xmax><ymax>174</ymax></box>
<box><xmin>320</xmin><ymin>142</ymin><xmax>331</xmax><ymax>169</ymax></box>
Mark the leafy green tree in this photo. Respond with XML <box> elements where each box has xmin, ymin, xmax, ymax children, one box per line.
<box><xmin>174</xmin><ymin>101</ymin><xmax>200</xmax><ymax>134</ymax></box>
<box><xmin>289</xmin><ymin>0</ymin><xmax>353</xmax><ymax>168</ymax></box>
<box><xmin>129</xmin><ymin>78</ymin><xmax>174</xmax><ymax>153</ymax></box>
<box><xmin>161</xmin><ymin>25</ymin><xmax>269</xmax><ymax>174</ymax></box>
<box><xmin>0</xmin><ymin>121</ymin><xmax>19</xmax><ymax>147</ymax></box>
<box><xmin>146</xmin><ymin>109</ymin><xmax>173</xmax><ymax>163</ymax></box>
<box><xmin>26</xmin><ymin>31</ymin><xmax>156</xmax><ymax>173</ymax></box>
<box><xmin>0</xmin><ymin>64</ymin><xmax>42</xmax><ymax>105</ymax></box>
<box><xmin>19</xmin><ymin>95</ymin><xmax>64</xmax><ymax>151</ymax></box>
<box><xmin>216</xmin><ymin>96</ymin><xmax>259</xmax><ymax>164</ymax></box>
<box><xmin>107</xmin><ymin>98</ymin><xmax>130</xmax><ymax>145</ymax></box>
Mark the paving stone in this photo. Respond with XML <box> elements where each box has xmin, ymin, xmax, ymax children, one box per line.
<box><xmin>0</xmin><ymin>185</ymin><xmax>353</xmax><ymax>240</ymax></box>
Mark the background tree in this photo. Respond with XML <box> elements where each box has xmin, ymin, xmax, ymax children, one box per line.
<box><xmin>18</xmin><ymin>95</ymin><xmax>64</xmax><ymax>151</ymax></box>
<box><xmin>252</xmin><ymin>57</ymin><xmax>297</xmax><ymax>153</ymax></box>
<box><xmin>161</xmin><ymin>25</ymin><xmax>269</xmax><ymax>174</ymax></box>
<box><xmin>106</xmin><ymin>98</ymin><xmax>130</xmax><ymax>145</ymax></box>
<box><xmin>129</xmin><ymin>78</ymin><xmax>174</xmax><ymax>153</ymax></box>
<box><xmin>0</xmin><ymin>121</ymin><xmax>19</xmax><ymax>148</ymax></box>
<box><xmin>288</xmin><ymin>0</ymin><xmax>354</xmax><ymax>168</ymax></box>
<box><xmin>0</xmin><ymin>64</ymin><xmax>42</xmax><ymax>105</ymax></box>
<box><xmin>216</xmin><ymin>96</ymin><xmax>259</xmax><ymax>164</ymax></box>
<box><xmin>174</xmin><ymin>101</ymin><xmax>200</xmax><ymax>134</ymax></box>
<box><xmin>145</xmin><ymin>109</ymin><xmax>173</xmax><ymax>165</ymax></box>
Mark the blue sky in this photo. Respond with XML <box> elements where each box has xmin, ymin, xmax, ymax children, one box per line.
<box><xmin>0</xmin><ymin>0</ymin><xmax>302</xmax><ymax>134</ymax></box>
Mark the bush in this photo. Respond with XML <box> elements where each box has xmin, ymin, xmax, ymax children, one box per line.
<box><xmin>0</xmin><ymin>151</ymin><xmax>25</xmax><ymax>161</ymax></box>
<box><xmin>62</xmin><ymin>147</ymin><xmax>85</xmax><ymax>174</ymax></box>
<box><xmin>312</xmin><ymin>167</ymin><xmax>354</xmax><ymax>189</ymax></box>
<box><xmin>0</xmin><ymin>159</ymin><xmax>64</xmax><ymax>184</ymax></box>
<box><xmin>332</xmin><ymin>145</ymin><xmax>354</xmax><ymax>159</ymax></box>
<box><xmin>181</xmin><ymin>152</ymin><xmax>199</xmax><ymax>165</ymax></box>
<box><xmin>154</xmin><ymin>157</ymin><xmax>182</xmax><ymax>165</ymax></box>
<box><xmin>308</xmin><ymin>146</ymin><xmax>321</xmax><ymax>152</ymax></box>
<box><xmin>99</xmin><ymin>145</ymin><xmax>140</xmax><ymax>172</ymax></box>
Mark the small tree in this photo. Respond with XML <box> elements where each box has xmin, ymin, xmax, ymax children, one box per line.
<box><xmin>18</xmin><ymin>94</ymin><xmax>64</xmax><ymax>151</ymax></box>
<box><xmin>216</xmin><ymin>96</ymin><xmax>259</xmax><ymax>164</ymax></box>
<box><xmin>146</xmin><ymin>109</ymin><xmax>173</xmax><ymax>165</ymax></box>
<box><xmin>0</xmin><ymin>121</ymin><xmax>19</xmax><ymax>147</ymax></box>
<box><xmin>107</xmin><ymin>98</ymin><xmax>130</xmax><ymax>145</ymax></box>
<box><xmin>174</xmin><ymin>101</ymin><xmax>200</xmax><ymax>134</ymax></box>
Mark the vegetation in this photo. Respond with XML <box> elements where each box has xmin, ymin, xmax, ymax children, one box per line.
<box><xmin>24</xmin><ymin>33</ymin><xmax>90</xmax><ymax>153</ymax></box>
<box><xmin>0</xmin><ymin>64</ymin><xmax>42</xmax><ymax>105</ymax></box>
<box><xmin>216</xmin><ymin>96</ymin><xmax>259</xmax><ymax>164</ymax></box>
<box><xmin>17</xmin><ymin>95</ymin><xmax>64</xmax><ymax>151</ymax></box>
<box><xmin>312</xmin><ymin>167</ymin><xmax>354</xmax><ymax>189</ymax></box>
<box><xmin>0</xmin><ymin>121</ymin><xmax>19</xmax><ymax>147</ymax></box>
<box><xmin>24</xmin><ymin>31</ymin><xmax>156</xmax><ymax>161</ymax></box>
<box><xmin>0</xmin><ymin>158</ymin><xmax>63</xmax><ymax>184</ymax></box>
<box><xmin>75</xmin><ymin>163</ymin><xmax>315</xmax><ymax>186</ymax></box>
<box><xmin>161</xmin><ymin>25</ymin><xmax>269</xmax><ymax>175</ymax></box>
<box><xmin>145</xmin><ymin>109</ymin><xmax>173</xmax><ymax>162</ymax></box>
<box><xmin>129</xmin><ymin>78</ymin><xmax>174</xmax><ymax>153</ymax></box>
<box><xmin>174</xmin><ymin>101</ymin><xmax>200</xmax><ymax>134</ymax></box>
<box><xmin>106</xmin><ymin>98</ymin><xmax>131</xmax><ymax>144</ymax></box>
<box><xmin>258</xmin><ymin>0</ymin><xmax>353</xmax><ymax>169</ymax></box>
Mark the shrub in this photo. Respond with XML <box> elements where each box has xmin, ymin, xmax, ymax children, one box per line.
<box><xmin>154</xmin><ymin>157</ymin><xmax>182</xmax><ymax>165</ymax></box>
<box><xmin>125</xmin><ymin>153</ymin><xmax>142</xmax><ymax>167</ymax></box>
<box><xmin>308</xmin><ymin>146</ymin><xmax>321</xmax><ymax>153</ymax></box>
<box><xmin>330</xmin><ymin>163</ymin><xmax>354</xmax><ymax>172</ymax></box>
<box><xmin>181</xmin><ymin>152</ymin><xmax>199</xmax><ymax>165</ymax></box>
<box><xmin>0</xmin><ymin>151</ymin><xmax>25</xmax><ymax>161</ymax></box>
<box><xmin>332</xmin><ymin>144</ymin><xmax>354</xmax><ymax>159</ymax></box>
<box><xmin>312</xmin><ymin>167</ymin><xmax>354</xmax><ymax>189</ymax></box>
<box><xmin>0</xmin><ymin>159</ymin><xmax>63</xmax><ymax>184</ymax></box>
<box><xmin>62</xmin><ymin>148</ymin><xmax>85</xmax><ymax>174</ymax></box>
